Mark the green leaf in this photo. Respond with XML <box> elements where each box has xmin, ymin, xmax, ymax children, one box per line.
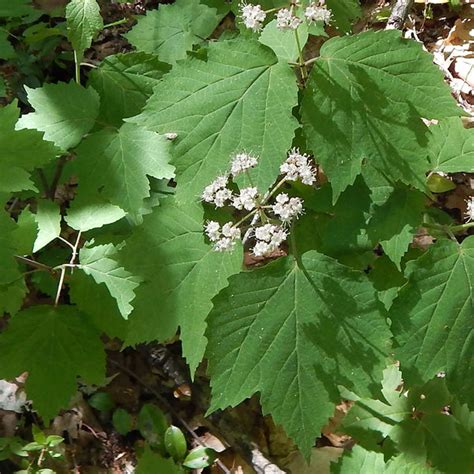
<box><xmin>113</xmin><ymin>408</ymin><xmax>133</xmax><ymax>435</ymax></box>
<box><xmin>206</xmin><ymin>251</ymin><xmax>390</xmax><ymax>455</ymax></box>
<box><xmin>0</xmin><ymin>279</ymin><xmax>26</xmax><ymax>316</ymax></box>
<box><xmin>17</xmin><ymin>81</ymin><xmax>100</xmax><ymax>151</ymax></box>
<box><xmin>0</xmin><ymin>305</ymin><xmax>105</xmax><ymax>421</ymax></box>
<box><xmin>259</xmin><ymin>19</ymin><xmax>308</xmax><ymax>63</ymax></box>
<box><xmin>343</xmin><ymin>367</ymin><xmax>474</xmax><ymax>473</ymax></box>
<box><xmin>426</xmin><ymin>173</ymin><xmax>456</xmax><ymax>193</ymax></box>
<box><xmin>138</xmin><ymin>404</ymin><xmax>168</xmax><ymax>446</ymax></box>
<box><xmin>367</xmin><ymin>186</ymin><xmax>426</xmax><ymax>269</ymax></box>
<box><xmin>333</xmin><ymin>446</ymin><xmax>437</xmax><ymax>474</ymax></box>
<box><xmin>69</xmin><ymin>271</ymin><xmax>128</xmax><ymax>339</ymax></box>
<box><xmin>66</xmin><ymin>0</ymin><xmax>103</xmax><ymax>60</ymax></box>
<box><xmin>13</xmin><ymin>205</ymin><xmax>37</xmax><ymax>255</ymax></box>
<box><xmin>428</xmin><ymin>118</ymin><xmax>474</xmax><ymax>173</ymax></box>
<box><xmin>326</xmin><ymin>0</ymin><xmax>361</xmax><ymax>33</ymax></box>
<box><xmin>0</xmin><ymin>0</ymin><xmax>34</xmax><ymax>17</ymax></box>
<box><xmin>301</xmin><ymin>30</ymin><xmax>461</xmax><ymax>201</ymax></box>
<box><xmin>369</xmin><ymin>256</ymin><xmax>406</xmax><ymax>311</ymax></box>
<box><xmin>136</xmin><ymin>445</ymin><xmax>183</xmax><ymax>474</ymax></box>
<box><xmin>78</xmin><ymin>242</ymin><xmax>141</xmax><ymax>319</ymax></box>
<box><xmin>183</xmin><ymin>446</ymin><xmax>217</xmax><ymax>469</ymax></box>
<box><xmin>121</xmin><ymin>198</ymin><xmax>242</xmax><ymax>376</ymax></box>
<box><xmin>73</xmin><ymin>123</ymin><xmax>174</xmax><ymax>215</ymax></box>
<box><xmin>130</xmin><ymin>38</ymin><xmax>298</xmax><ymax>204</ymax></box>
<box><xmin>88</xmin><ymin>392</ymin><xmax>115</xmax><ymax>412</ymax></box>
<box><xmin>88</xmin><ymin>52</ymin><xmax>170</xmax><ymax>127</ymax></box>
<box><xmin>390</xmin><ymin>237</ymin><xmax>474</xmax><ymax>408</ymax></box>
<box><xmin>164</xmin><ymin>426</ymin><xmax>187</xmax><ymax>461</ymax></box>
<box><xmin>0</xmin><ymin>209</ymin><xmax>22</xmax><ymax>285</ymax></box>
<box><xmin>65</xmin><ymin>194</ymin><xmax>126</xmax><ymax>232</ymax></box>
<box><xmin>0</xmin><ymin>102</ymin><xmax>58</xmax><ymax>193</ymax></box>
<box><xmin>124</xmin><ymin>0</ymin><xmax>219</xmax><ymax>64</ymax></box>
<box><xmin>33</xmin><ymin>199</ymin><xmax>61</xmax><ymax>253</ymax></box>
<box><xmin>0</xmin><ymin>30</ymin><xmax>15</xmax><ymax>59</ymax></box>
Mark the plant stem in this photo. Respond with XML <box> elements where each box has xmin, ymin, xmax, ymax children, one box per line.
<box><xmin>74</xmin><ymin>50</ymin><xmax>80</xmax><ymax>84</ymax></box>
<box><xmin>15</xmin><ymin>256</ymin><xmax>55</xmax><ymax>273</ymax></box>
<box><xmin>103</xmin><ymin>17</ymin><xmax>128</xmax><ymax>29</ymax></box>
<box><xmin>294</xmin><ymin>28</ymin><xmax>308</xmax><ymax>83</ymax></box>
<box><xmin>423</xmin><ymin>221</ymin><xmax>474</xmax><ymax>234</ymax></box>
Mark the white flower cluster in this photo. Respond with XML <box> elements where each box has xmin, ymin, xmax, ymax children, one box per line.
<box><xmin>231</xmin><ymin>152</ymin><xmax>258</xmax><ymax>177</ymax></box>
<box><xmin>205</xmin><ymin>221</ymin><xmax>241</xmax><ymax>252</ymax></box>
<box><xmin>272</xmin><ymin>193</ymin><xmax>304</xmax><ymax>223</ymax></box>
<box><xmin>252</xmin><ymin>224</ymin><xmax>288</xmax><ymax>257</ymax></box>
<box><xmin>465</xmin><ymin>197</ymin><xmax>474</xmax><ymax>222</ymax></box>
<box><xmin>305</xmin><ymin>1</ymin><xmax>332</xmax><ymax>25</ymax></box>
<box><xmin>276</xmin><ymin>8</ymin><xmax>302</xmax><ymax>30</ymax></box>
<box><xmin>240</xmin><ymin>2</ymin><xmax>266</xmax><ymax>31</ymax></box>
<box><xmin>239</xmin><ymin>1</ymin><xmax>332</xmax><ymax>32</ymax></box>
<box><xmin>202</xmin><ymin>175</ymin><xmax>232</xmax><ymax>207</ymax></box>
<box><xmin>280</xmin><ymin>148</ymin><xmax>317</xmax><ymax>185</ymax></box>
<box><xmin>202</xmin><ymin>148</ymin><xmax>315</xmax><ymax>257</ymax></box>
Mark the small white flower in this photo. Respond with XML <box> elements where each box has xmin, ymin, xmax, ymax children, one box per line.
<box><xmin>272</xmin><ymin>194</ymin><xmax>304</xmax><ymax>223</ymax></box>
<box><xmin>205</xmin><ymin>221</ymin><xmax>221</xmax><ymax>242</ymax></box>
<box><xmin>240</xmin><ymin>2</ymin><xmax>266</xmax><ymax>31</ymax></box>
<box><xmin>255</xmin><ymin>223</ymin><xmax>277</xmax><ymax>242</ymax></box>
<box><xmin>465</xmin><ymin>197</ymin><xmax>474</xmax><ymax>222</ymax></box>
<box><xmin>164</xmin><ymin>132</ymin><xmax>178</xmax><ymax>140</ymax></box>
<box><xmin>214</xmin><ymin>188</ymin><xmax>232</xmax><ymax>207</ymax></box>
<box><xmin>230</xmin><ymin>152</ymin><xmax>258</xmax><ymax>177</ymax></box>
<box><xmin>252</xmin><ymin>224</ymin><xmax>287</xmax><ymax>257</ymax></box>
<box><xmin>201</xmin><ymin>175</ymin><xmax>231</xmax><ymax>207</ymax></box>
<box><xmin>222</xmin><ymin>222</ymin><xmax>241</xmax><ymax>240</ymax></box>
<box><xmin>232</xmin><ymin>187</ymin><xmax>259</xmax><ymax>211</ymax></box>
<box><xmin>304</xmin><ymin>2</ymin><xmax>331</xmax><ymax>24</ymax></box>
<box><xmin>252</xmin><ymin>241</ymin><xmax>271</xmax><ymax>257</ymax></box>
<box><xmin>276</xmin><ymin>8</ymin><xmax>302</xmax><ymax>30</ymax></box>
<box><xmin>280</xmin><ymin>148</ymin><xmax>317</xmax><ymax>186</ymax></box>
<box><xmin>214</xmin><ymin>237</ymin><xmax>235</xmax><ymax>252</ymax></box>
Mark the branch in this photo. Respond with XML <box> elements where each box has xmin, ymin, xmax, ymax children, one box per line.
<box><xmin>386</xmin><ymin>0</ymin><xmax>414</xmax><ymax>30</ymax></box>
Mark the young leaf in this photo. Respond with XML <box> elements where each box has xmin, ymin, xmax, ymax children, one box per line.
<box><xmin>130</xmin><ymin>38</ymin><xmax>298</xmax><ymax>204</ymax></box>
<box><xmin>17</xmin><ymin>81</ymin><xmax>100</xmax><ymax>151</ymax></box>
<box><xmin>164</xmin><ymin>426</ymin><xmax>187</xmax><ymax>461</ymax></box>
<box><xmin>73</xmin><ymin>123</ymin><xmax>174</xmax><ymax>215</ymax></box>
<box><xmin>78</xmin><ymin>242</ymin><xmax>141</xmax><ymax>319</ymax></box>
<box><xmin>124</xmin><ymin>0</ymin><xmax>219</xmax><ymax>64</ymax></box>
<box><xmin>428</xmin><ymin>118</ymin><xmax>474</xmax><ymax>173</ymax></box>
<box><xmin>259</xmin><ymin>19</ymin><xmax>309</xmax><ymax>63</ymax></box>
<box><xmin>206</xmin><ymin>251</ymin><xmax>390</xmax><ymax>455</ymax></box>
<box><xmin>65</xmin><ymin>194</ymin><xmax>126</xmax><ymax>232</ymax></box>
<box><xmin>136</xmin><ymin>445</ymin><xmax>183</xmax><ymax>474</ymax></box>
<box><xmin>33</xmin><ymin>199</ymin><xmax>61</xmax><ymax>253</ymax></box>
<box><xmin>113</xmin><ymin>408</ymin><xmax>133</xmax><ymax>435</ymax></box>
<box><xmin>0</xmin><ymin>102</ymin><xmax>58</xmax><ymax>193</ymax></box>
<box><xmin>66</xmin><ymin>0</ymin><xmax>103</xmax><ymax>60</ymax></box>
<box><xmin>301</xmin><ymin>30</ymin><xmax>461</xmax><ymax>201</ymax></box>
<box><xmin>120</xmin><ymin>198</ymin><xmax>242</xmax><ymax>376</ymax></box>
<box><xmin>367</xmin><ymin>186</ymin><xmax>426</xmax><ymax>269</ymax></box>
<box><xmin>0</xmin><ymin>305</ymin><xmax>105</xmax><ymax>421</ymax></box>
<box><xmin>390</xmin><ymin>237</ymin><xmax>474</xmax><ymax>408</ymax></box>
<box><xmin>183</xmin><ymin>447</ymin><xmax>217</xmax><ymax>469</ymax></box>
<box><xmin>88</xmin><ymin>52</ymin><xmax>170</xmax><ymax>127</ymax></box>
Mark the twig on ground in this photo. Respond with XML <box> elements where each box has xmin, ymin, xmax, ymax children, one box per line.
<box><xmin>386</xmin><ymin>0</ymin><xmax>414</xmax><ymax>30</ymax></box>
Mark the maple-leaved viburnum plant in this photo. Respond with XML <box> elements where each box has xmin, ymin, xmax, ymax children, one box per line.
<box><xmin>0</xmin><ymin>0</ymin><xmax>473</xmax><ymax>471</ymax></box>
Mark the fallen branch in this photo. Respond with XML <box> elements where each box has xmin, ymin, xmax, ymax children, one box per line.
<box><xmin>386</xmin><ymin>0</ymin><xmax>414</xmax><ymax>30</ymax></box>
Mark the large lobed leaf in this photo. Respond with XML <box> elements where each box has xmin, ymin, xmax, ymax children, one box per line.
<box><xmin>88</xmin><ymin>52</ymin><xmax>170</xmax><ymax>127</ymax></box>
<box><xmin>0</xmin><ymin>102</ymin><xmax>58</xmax><ymax>193</ymax></box>
<box><xmin>73</xmin><ymin>123</ymin><xmax>174</xmax><ymax>216</ymax></box>
<box><xmin>0</xmin><ymin>306</ymin><xmax>105</xmax><ymax>421</ymax></box>
<box><xmin>301</xmin><ymin>30</ymin><xmax>461</xmax><ymax>201</ymax></box>
<box><xmin>130</xmin><ymin>38</ymin><xmax>299</xmax><ymax>203</ymax></box>
<box><xmin>206</xmin><ymin>251</ymin><xmax>390</xmax><ymax>455</ymax></box>
<box><xmin>390</xmin><ymin>237</ymin><xmax>474</xmax><ymax>408</ymax></box>
<box><xmin>124</xmin><ymin>0</ymin><xmax>219</xmax><ymax>64</ymax></box>
<box><xmin>120</xmin><ymin>198</ymin><xmax>243</xmax><ymax>376</ymax></box>
<box><xmin>17</xmin><ymin>81</ymin><xmax>100</xmax><ymax>151</ymax></box>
